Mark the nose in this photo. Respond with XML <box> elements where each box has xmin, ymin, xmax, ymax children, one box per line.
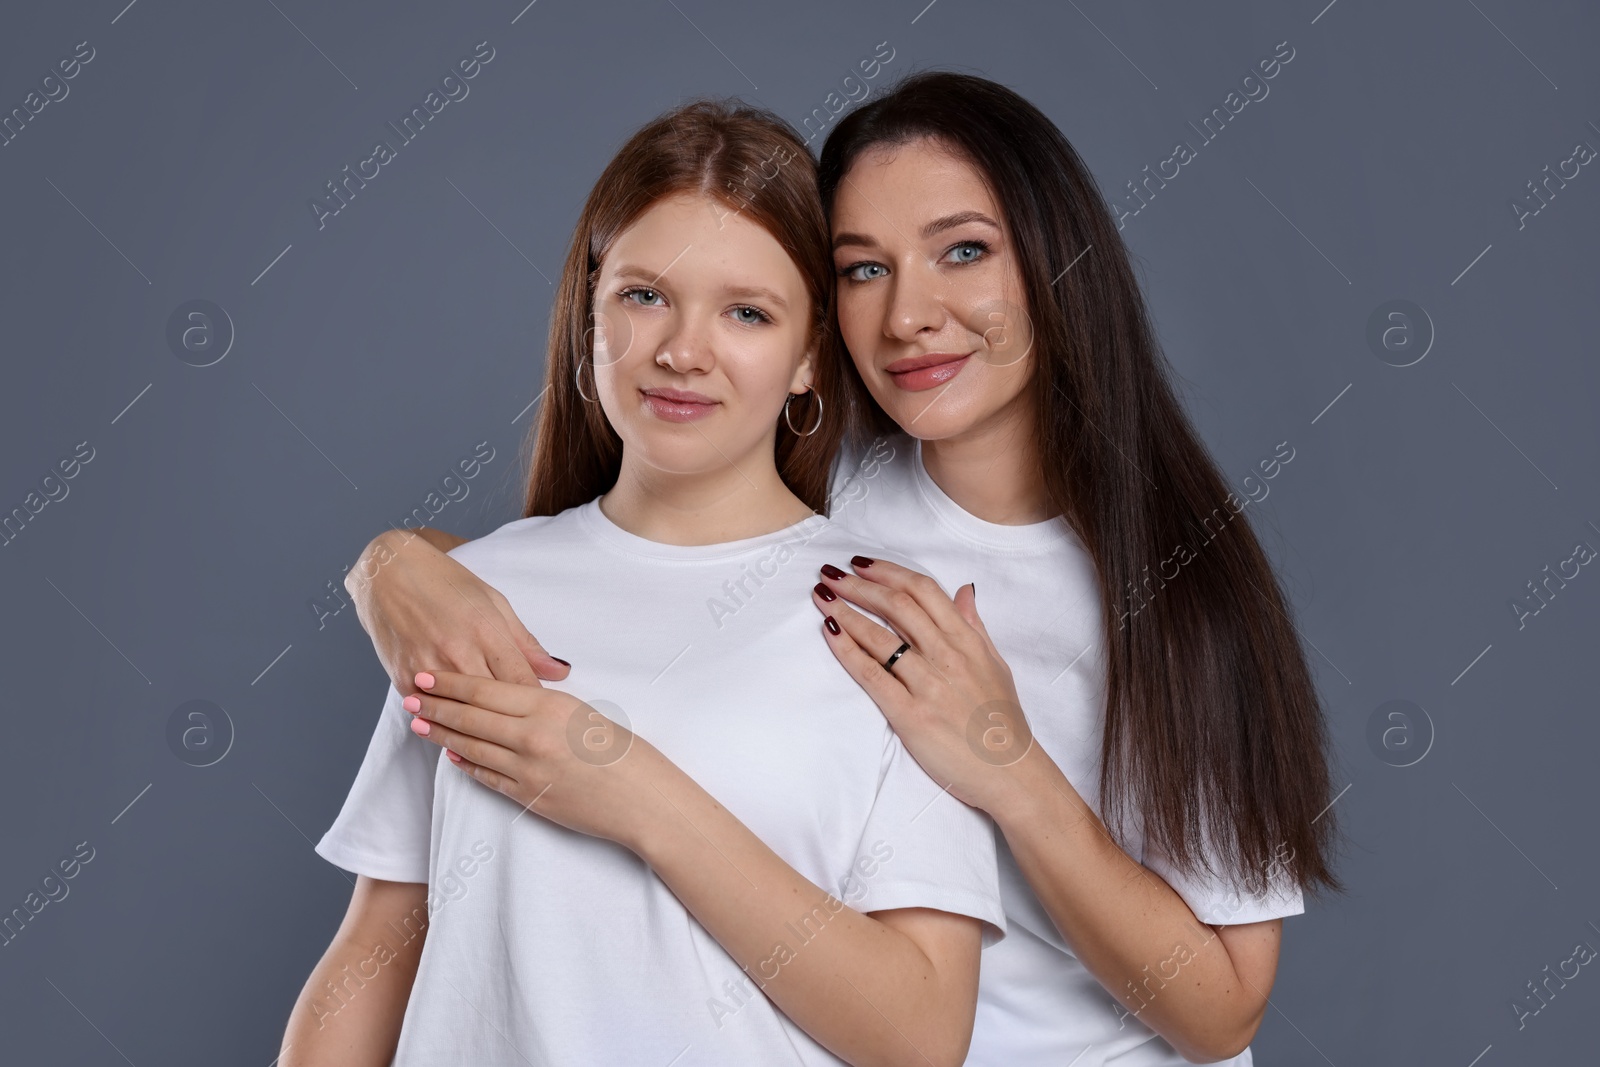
<box><xmin>655</xmin><ymin>310</ymin><xmax>716</xmax><ymax>375</ymax></box>
<box><xmin>883</xmin><ymin>255</ymin><xmax>947</xmax><ymax>343</ymax></box>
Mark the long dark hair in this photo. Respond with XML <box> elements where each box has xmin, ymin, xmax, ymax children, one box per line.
<box><xmin>523</xmin><ymin>99</ymin><xmax>842</xmax><ymax>518</ymax></box>
<box><xmin>820</xmin><ymin>71</ymin><xmax>1341</xmax><ymax>897</ymax></box>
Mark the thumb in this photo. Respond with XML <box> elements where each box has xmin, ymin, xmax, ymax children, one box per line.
<box><xmin>954</xmin><ymin>583</ymin><xmax>1001</xmax><ymax>659</ymax></box>
<box><xmin>495</xmin><ymin>602</ymin><xmax>571</xmax><ymax>680</ymax></box>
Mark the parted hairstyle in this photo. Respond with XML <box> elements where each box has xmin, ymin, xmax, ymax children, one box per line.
<box><xmin>523</xmin><ymin>99</ymin><xmax>842</xmax><ymax>518</ymax></box>
<box><xmin>820</xmin><ymin>71</ymin><xmax>1342</xmax><ymax>898</ymax></box>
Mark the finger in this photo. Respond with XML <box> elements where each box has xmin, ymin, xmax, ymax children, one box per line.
<box><xmin>483</xmin><ymin>638</ymin><xmax>543</xmax><ymax>687</ymax></box>
<box><xmin>443</xmin><ymin>748</ymin><xmax>518</xmax><ymax>797</ymax></box>
<box><xmin>408</xmin><ymin>713</ymin><xmax>518</xmax><ymax>776</ymax></box>
<box><xmin>403</xmin><ymin>692</ymin><xmax>513</xmax><ymax>748</ymax></box>
<box><xmin>952</xmin><ymin>583</ymin><xmax>1003</xmax><ymax>661</ymax></box>
<box><xmin>489</xmin><ymin>590</ymin><xmax>571</xmax><ymax>681</ymax></box>
<box><xmin>818</xmin><ymin>562</ymin><xmax>951</xmax><ymax>664</ymax></box>
<box><xmin>818</xmin><ymin>613</ymin><xmax>915</xmax><ymax>719</ymax></box>
<box><xmin>415</xmin><ymin>670</ymin><xmax>538</xmax><ymax>718</ymax></box>
<box><xmin>843</xmin><ymin>556</ymin><xmax>972</xmax><ymax>641</ymax></box>
<box><xmin>815</xmin><ymin>590</ymin><xmax>937</xmax><ymax>689</ymax></box>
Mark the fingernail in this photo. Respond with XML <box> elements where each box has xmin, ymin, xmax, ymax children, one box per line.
<box><xmin>813</xmin><ymin>582</ymin><xmax>837</xmax><ymax>602</ymax></box>
<box><xmin>821</xmin><ymin>563</ymin><xmax>847</xmax><ymax>580</ymax></box>
<box><xmin>550</xmin><ymin>656</ymin><xmax>571</xmax><ymax>667</ymax></box>
<box><xmin>824</xmin><ymin>616</ymin><xmax>841</xmax><ymax>635</ymax></box>
<box><xmin>402</xmin><ymin>695</ymin><xmax>421</xmax><ymax>713</ymax></box>
<box><xmin>410</xmin><ymin>717</ymin><xmax>431</xmax><ymax>737</ymax></box>
<box><xmin>851</xmin><ymin>555</ymin><xmax>874</xmax><ymax>568</ymax></box>
<box><xmin>447</xmin><ymin>749</ymin><xmax>462</xmax><ymax>763</ymax></box>
<box><xmin>415</xmin><ymin>671</ymin><xmax>435</xmax><ymax>689</ymax></box>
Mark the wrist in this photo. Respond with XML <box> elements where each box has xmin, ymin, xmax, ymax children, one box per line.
<box><xmin>984</xmin><ymin>742</ymin><xmax>1074</xmax><ymax>833</ymax></box>
<box><xmin>612</xmin><ymin>740</ymin><xmax>692</xmax><ymax>859</ymax></box>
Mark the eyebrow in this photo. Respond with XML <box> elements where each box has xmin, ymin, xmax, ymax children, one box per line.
<box><xmin>832</xmin><ymin>210</ymin><xmax>1002</xmax><ymax>251</ymax></box>
<box><xmin>609</xmin><ymin>266</ymin><xmax>788</xmax><ymax>310</ymax></box>
<box><xmin>724</xmin><ymin>285</ymin><xmax>789</xmax><ymax>310</ymax></box>
<box><xmin>920</xmin><ymin>210</ymin><xmax>1001</xmax><ymax>239</ymax></box>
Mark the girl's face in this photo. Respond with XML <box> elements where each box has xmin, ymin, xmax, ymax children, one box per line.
<box><xmin>590</xmin><ymin>192</ymin><xmax>815</xmax><ymax>478</ymax></box>
<box><xmin>830</xmin><ymin>137</ymin><xmax>1035</xmax><ymax>441</ymax></box>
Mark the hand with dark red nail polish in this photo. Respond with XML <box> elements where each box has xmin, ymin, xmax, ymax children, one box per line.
<box><xmin>850</xmin><ymin>555</ymin><xmax>874</xmax><ymax>568</ymax></box>
<box><xmin>824</xmin><ymin>616</ymin><xmax>841</xmax><ymax>635</ymax></box>
<box><xmin>821</xmin><ymin>563</ymin><xmax>847</xmax><ymax>580</ymax></box>
<box><xmin>813</xmin><ymin>582</ymin><xmax>837</xmax><ymax>602</ymax></box>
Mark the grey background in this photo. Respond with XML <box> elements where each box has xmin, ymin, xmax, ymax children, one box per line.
<box><xmin>1</xmin><ymin>0</ymin><xmax>1595</xmax><ymax>1063</ymax></box>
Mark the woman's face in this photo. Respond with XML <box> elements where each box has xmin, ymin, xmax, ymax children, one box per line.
<box><xmin>590</xmin><ymin>192</ymin><xmax>815</xmax><ymax>477</ymax></box>
<box><xmin>830</xmin><ymin>137</ymin><xmax>1035</xmax><ymax>441</ymax></box>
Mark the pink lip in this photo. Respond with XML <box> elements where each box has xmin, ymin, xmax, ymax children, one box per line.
<box><xmin>641</xmin><ymin>387</ymin><xmax>718</xmax><ymax>423</ymax></box>
<box><xmin>884</xmin><ymin>353</ymin><xmax>972</xmax><ymax>392</ymax></box>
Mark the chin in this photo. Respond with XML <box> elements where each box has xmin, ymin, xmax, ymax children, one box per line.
<box><xmin>867</xmin><ymin>386</ymin><xmax>990</xmax><ymax>442</ymax></box>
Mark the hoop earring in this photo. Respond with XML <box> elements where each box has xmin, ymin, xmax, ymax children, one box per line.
<box><xmin>575</xmin><ymin>355</ymin><xmax>597</xmax><ymax>403</ymax></box>
<box><xmin>783</xmin><ymin>387</ymin><xmax>823</xmax><ymax>437</ymax></box>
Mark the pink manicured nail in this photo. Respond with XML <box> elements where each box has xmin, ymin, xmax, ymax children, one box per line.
<box><xmin>410</xmin><ymin>717</ymin><xmax>430</xmax><ymax>737</ymax></box>
<box><xmin>415</xmin><ymin>671</ymin><xmax>436</xmax><ymax>689</ymax></box>
<box><xmin>447</xmin><ymin>749</ymin><xmax>462</xmax><ymax>763</ymax></box>
<box><xmin>402</xmin><ymin>695</ymin><xmax>421</xmax><ymax>713</ymax></box>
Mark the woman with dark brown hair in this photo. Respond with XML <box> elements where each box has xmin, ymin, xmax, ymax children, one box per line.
<box><xmin>332</xmin><ymin>72</ymin><xmax>1343</xmax><ymax>1065</ymax></box>
<box><xmin>281</xmin><ymin>99</ymin><xmax>1006</xmax><ymax>1067</ymax></box>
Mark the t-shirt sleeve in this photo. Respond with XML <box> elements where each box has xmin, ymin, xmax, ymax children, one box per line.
<box><xmin>842</xmin><ymin>735</ymin><xmax>1008</xmax><ymax>948</ymax></box>
<box><xmin>314</xmin><ymin>684</ymin><xmax>437</xmax><ymax>884</ymax></box>
<box><xmin>1139</xmin><ymin>832</ymin><xmax>1306</xmax><ymax>927</ymax></box>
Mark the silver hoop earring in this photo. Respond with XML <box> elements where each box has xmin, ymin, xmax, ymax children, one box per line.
<box><xmin>575</xmin><ymin>356</ymin><xmax>597</xmax><ymax>403</ymax></box>
<box><xmin>784</xmin><ymin>388</ymin><xmax>823</xmax><ymax>437</ymax></box>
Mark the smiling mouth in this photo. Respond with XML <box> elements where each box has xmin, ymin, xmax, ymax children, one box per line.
<box><xmin>640</xmin><ymin>388</ymin><xmax>719</xmax><ymax>423</ymax></box>
<box><xmin>884</xmin><ymin>353</ymin><xmax>972</xmax><ymax>392</ymax></box>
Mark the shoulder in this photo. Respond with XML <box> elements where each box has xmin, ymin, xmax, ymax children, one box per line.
<box><xmin>443</xmin><ymin>509</ymin><xmax>582</xmax><ymax>572</ymax></box>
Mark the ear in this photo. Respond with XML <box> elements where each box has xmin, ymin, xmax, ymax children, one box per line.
<box><xmin>790</xmin><ymin>348</ymin><xmax>817</xmax><ymax>393</ymax></box>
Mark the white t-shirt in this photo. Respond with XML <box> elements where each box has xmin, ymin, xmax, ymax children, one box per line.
<box><xmin>314</xmin><ymin>498</ymin><xmax>1007</xmax><ymax>1066</ymax></box>
<box><xmin>825</xmin><ymin>433</ymin><xmax>1305</xmax><ymax>1067</ymax></box>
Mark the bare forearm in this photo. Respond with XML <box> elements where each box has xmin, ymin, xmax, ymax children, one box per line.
<box><xmin>630</xmin><ymin>755</ymin><xmax>976</xmax><ymax>1067</ymax></box>
<box><xmin>988</xmin><ymin>751</ymin><xmax>1267</xmax><ymax>1061</ymax></box>
<box><xmin>280</xmin><ymin>933</ymin><xmax>423</xmax><ymax>1067</ymax></box>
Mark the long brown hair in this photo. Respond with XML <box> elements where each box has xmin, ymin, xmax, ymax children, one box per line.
<box><xmin>522</xmin><ymin>100</ymin><xmax>842</xmax><ymax>518</ymax></box>
<box><xmin>820</xmin><ymin>72</ymin><xmax>1342</xmax><ymax>897</ymax></box>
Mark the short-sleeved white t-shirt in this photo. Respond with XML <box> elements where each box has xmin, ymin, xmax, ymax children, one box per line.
<box><xmin>314</xmin><ymin>498</ymin><xmax>1007</xmax><ymax>1066</ymax></box>
<box><xmin>825</xmin><ymin>433</ymin><xmax>1306</xmax><ymax>1067</ymax></box>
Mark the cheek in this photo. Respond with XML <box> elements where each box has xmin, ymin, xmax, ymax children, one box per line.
<box><xmin>590</xmin><ymin>304</ymin><xmax>643</xmax><ymax>370</ymax></box>
<box><xmin>836</xmin><ymin>290</ymin><xmax>886</xmax><ymax>364</ymax></box>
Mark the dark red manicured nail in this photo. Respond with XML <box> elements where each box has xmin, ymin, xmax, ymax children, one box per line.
<box><xmin>813</xmin><ymin>582</ymin><xmax>837</xmax><ymax>602</ymax></box>
<box><xmin>824</xmin><ymin>616</ymin><xmax>841</xmax><ymax>635</ymax></box>
<box><xmin>851</xmin><ymin>555</ymin><xmax>874</xmax><ymax>568</ymax></box>
<box><xmin>550</xmin><ymin>656</ymin><xmax>571</xmax><ymax>667</ymax></box>
<box><xmin>821</xmin><ymin>563</ymin><xmax>847</xmax><ymax>580</ymax></box>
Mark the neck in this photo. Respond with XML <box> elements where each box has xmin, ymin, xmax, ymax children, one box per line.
<box><xmin>919</xmin><ymin>401</ymin><xmax>1054</xmax><ymax>526</ymax></box>
<box><xmin>600</xmin><ymin>451</ymin><xmax>814</xmax><ymax>546</ymax></box>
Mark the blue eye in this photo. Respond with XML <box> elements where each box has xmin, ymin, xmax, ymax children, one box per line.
<box><xmin>945</xmin><ymin>241</ymin><xmax>988</xmax><ymax>264</ymax></box>
<box><xmin>730</xmin><ymin>305</ymin><xmax>772</xmax><ymax>325</ymax></box>
<box><xmin>622</xmin><ymin>287</ymin><xmax>663</xmax><ymax>306</ymax></box>
<box><xmin>841</xmin><ymin>262</ymin><xmax>888</xmax><ymax>283</ymax></box>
